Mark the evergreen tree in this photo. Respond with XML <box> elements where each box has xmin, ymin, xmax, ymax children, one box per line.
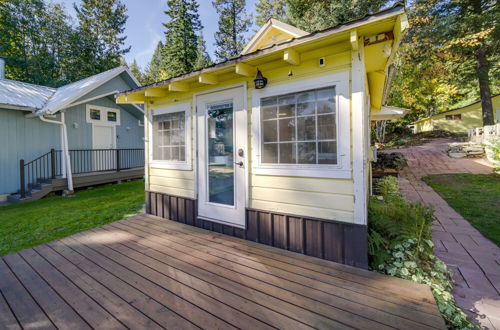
<box><xmin>254</xmin><ymin>0</ymin><xmax>286</xmax><ymax>26</ymax></box>
<box><xmin>194</xmin><ymin>33</ymin><xmax>213</xmax><ymax>70</ymax></box>
<box><xmin>285</xmin><ymin>0</ymin><xmax>389</xmax><ymax>32</ymax></box>
<box><xmin>129</xmin><ymin>59</ymin><xmax>143</xmax><ymax>84</ymax></box>
<box><xmin>213</xmin><ymin>0</ymin><xmax>252</xmax><ymax>61</ymax></box>
<box><xmin>0</xmin><ymin>0</ymin><xmax>73</xmax><ymax>86</ymax></box>
<box><xmin>387</xmin><ymin>0</ymin><xmax>498</xmax><ymax>124</ymax></box>
<box><xmin>143</xmin><ymin>41</ymin><xmax>167</xmax><ymax>84</ymax></box>
<box><xmin>163</xmin><ymin>0</ymin><xmax>202</xmax><ymax>77</ymax></box>
<box><xmin>73</xmin><ymin>0</ymin><xmax>130</xmax><ymax>79</ymax></box>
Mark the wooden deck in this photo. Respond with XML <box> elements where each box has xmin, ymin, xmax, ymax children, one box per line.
<box><xmin>0</xmin><ymin>214</ymin><xmax>446</xmax><ymax>329</ymax></box>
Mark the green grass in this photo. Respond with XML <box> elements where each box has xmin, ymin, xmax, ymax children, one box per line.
<box><xmin>0</xmin><ymin>180</ymin><xmax>145</xmax><ymax>256</ymax></box>
<box><xmin>423</xmin><ymin>173</ymin><xmax>500</xmax><ymax>246</ymax></box>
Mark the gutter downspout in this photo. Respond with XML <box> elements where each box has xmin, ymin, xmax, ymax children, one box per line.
<box><xmin>39</xmin><ymin>113</ymin><xmax>73</xmax><ymax>192</ymax></box>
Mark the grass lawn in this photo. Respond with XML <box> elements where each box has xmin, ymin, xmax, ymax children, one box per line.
<box><xmin>0</xmin><ymin>180</ymin><xmax>145</xmax><ymax>256</ymax></box>
<box><xmin>423</xmin><ymin>173</ymin><xmax>500</xmax><ymax>246</ymax></box>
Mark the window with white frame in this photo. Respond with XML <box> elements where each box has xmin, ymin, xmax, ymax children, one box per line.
<box><xmin>86</xmin><ymin>105</ymin><xmax>120</xmax><ymax>125</ymax></box>
<box><xmin>149</xmin><ymin>103</ymin><xmax>191</xmax><ymax>170</ymax></box>
<box><xmin>260</xmin><ymin>87</ymin><xmax>337</xmax><ymax>165</ymax></box>
<box><xmin>152</xmin><ymin>111</ymin><xmax>186</xmax><ymax>161</ymax></box>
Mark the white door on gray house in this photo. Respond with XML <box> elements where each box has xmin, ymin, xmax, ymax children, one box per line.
<box><xmin>196</xmin><ymin>86</ymin><xmax>247</xmax><ymax>228</ymax></box>
<box><xmin>92</xmin><ymin>125</ymin><xmax>116</xmax><ymax>171</ymax></box>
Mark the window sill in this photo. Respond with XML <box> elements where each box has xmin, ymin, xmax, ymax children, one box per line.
<box><xmin>252</xmin><ymin>166</ymin><xmax>351</xmax><ymax>179</ymax></box>
<box><xmin>150</xmin><ymin>161</ymin><xmax>192</xmax><ymax>171</ymax></box>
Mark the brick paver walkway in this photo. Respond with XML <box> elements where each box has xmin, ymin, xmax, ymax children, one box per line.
<box><xmin>385</xmin><ymin>139</ymin><xmax>500</xmax><ymax>329</ymax></box>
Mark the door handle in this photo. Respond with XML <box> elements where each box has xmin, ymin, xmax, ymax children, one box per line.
<box><xmin>234</xmin><ymin>161</ymin><xmax>244</xmax><ymax>167</ymax></box>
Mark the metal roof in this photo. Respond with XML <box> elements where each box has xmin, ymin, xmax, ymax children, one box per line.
<box><xmin>0</xmin><ymin>66</ymin><xmax>139</xmax><ymax>114</ymax></box>
<box><xmin>0</xmin><ymin>79</ymin><xmax>55</xmax><ymax>110</ymax></box>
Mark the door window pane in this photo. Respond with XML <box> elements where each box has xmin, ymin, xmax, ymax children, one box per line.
<box><xmin>207</xmin><ymin>103</ymin><xmax>234</xmax><ymax>206</ymax></box>
<box><xmin>90</xmin><ymin>109</ymin><xmax>101</xmax><ymax>120</ymax></box>
<box><xmin>153</xmin><ymin>111</ymin><xmax>186</xmax><ymax>161</ymax></box>
<box><xmin>260</xmin><ymin>86</ymin><xmax>337</xmax><ymax>165</ymax></box>
<box><xmin>107</xmin><ymin>111</ymin><xmax>117</xmax><ymax>122</ymax></box>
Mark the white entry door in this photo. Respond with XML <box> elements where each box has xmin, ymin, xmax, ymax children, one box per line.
<box><xmin>92</xmin><ymin>125</ymin><xmax>116</xmax><ymax>171</ymax></box>
<box><xmin>196</xmin><ymin>86</ymin><xmax>247</xmax><ymax>228</ymax></box>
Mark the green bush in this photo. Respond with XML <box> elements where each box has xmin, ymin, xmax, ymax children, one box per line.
<box><xmin>368</xmin><ymin>177</ymin><xmax>476</xmax><ymax>329</ymax></box>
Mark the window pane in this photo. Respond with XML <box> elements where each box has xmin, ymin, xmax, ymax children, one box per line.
<box><xmin>297</xmin><ymin>142</ymin><xmax>316</xmax><ymax>164</ymax></box>
<box><xmin>180</xmin><ymin>147</ymin><xmax>185</xmax><ymax>161</ymax></box>
<box><xmin>318</xmin><ymin>141</ymin><xmax>337</xmax><ymax>164</ymax></box>
<box><xmin>318</xmin><ymin>114</ymin><xmax>336</xmax><ymax>140</ymax></box>
<box><xmin>297</xmin><ymin>116</ymin><xmax>315</xmax><ymax>141</ymax></box>
<box><xmin>278</xmin><ymin>95</ymin><xmax>295</xmax><ymax>117</ymax></box>
<box><xmin>262</xmin><ymin>144</ymin><xmax>278</xmax><ymax>163</ymax></box>
<box><xmin>279</xmin><ymin>118</ymin><xmax>296</xmax><ymax>141</ymax></box>
<box><xmin>296</xmin><ymin>91</ymin><xmax>315</xmax><ymax>116</ymax></box>
<box><xmin>107</xmin><ymin>111</ymin><xmax>117</xmax><ymax>122</ymax></box>
<box><xmin>263</xmin><ymin>120</ymin><xmax>277</xmax><ymax>142</ymax></box>
<box><xmin>153</xmin><ymin>111</ymin><xmax>185</xmax><ymax>161</ymax></box>
<box><xmin>262</xmin><ymin>97</ymin><xmax>277</xmax><ymax>120</ymax></box>
<box><xmin>279</xmin><ymin>143</ymin><xmax>296</xmax><ymax>164</ymax></box>
<box><xmin>90</xmin><ymin>109</ymin><xmax>100</xmax><ymax>120</ymax></box>
<box><xmin>316</xmin><ymin>87</ymin><xmax>336</xmax><ymax>114</ymax></box>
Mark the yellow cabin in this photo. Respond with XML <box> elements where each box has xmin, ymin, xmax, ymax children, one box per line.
<box><xmin>413</xmin><ymin>94</ymin><xmax>500</xmax><ymax>134</ymax></box>
<box><xmin>117</xmin><ymin>4</ymin><xmax>408</xmax><ymax>268</ymax></box>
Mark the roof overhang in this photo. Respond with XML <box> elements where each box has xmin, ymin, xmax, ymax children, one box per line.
<box><xmin>117</xmin><ymin>4</ymin><xmax>406</xmax><ymax>104</ymax></box>
<box><xmin>371</xmin><ymin>106</ymin><xmax>408</xmax><ymax>121</ymax></box>
<box><xmin>0</xmin><ymin>104</ymin><xmax>35</xmax><ymax>111</ymax></box>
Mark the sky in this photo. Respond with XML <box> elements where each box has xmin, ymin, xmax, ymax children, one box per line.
<box><xmin>58</xmin><ymin>0</ymin><xmax>259</xmax><ymax>69</ymax></box>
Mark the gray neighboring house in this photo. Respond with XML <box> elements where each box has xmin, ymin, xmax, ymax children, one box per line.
<box><xmin>0</xmin><ymin>59</ymin><xmax>145</xmax><ymax>202</ymax></box>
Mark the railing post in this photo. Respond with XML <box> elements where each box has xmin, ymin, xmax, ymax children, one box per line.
<box><xmin>116</xmin><ymin>149</ymin><xmax>120</xmax><ymax>172</ymax></box>
<box><xmin>19</xmin><ymin>159</ymin><xmax>26</xmax><ymax>198</ymax></box>
<box><xmin>50</xmin><ymin>149</ymin><xmax>56</xmax><ymax>179</ymax></box>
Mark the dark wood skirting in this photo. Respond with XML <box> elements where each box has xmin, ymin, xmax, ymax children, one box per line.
<box><xmin>146</xmin><ymin>191</ymin><xmax>368</xmax><ymax>268</ymax></box>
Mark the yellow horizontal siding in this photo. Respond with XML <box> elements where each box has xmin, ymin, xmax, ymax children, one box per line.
<box><xmin>148</xmin><ymin>168</ymin><xmax>195</xmax><ymax>199</ymax></box>
<box><xmin>251</xmin><ymin>175</ymin><xmax>354</xmax><ymax>194</ymax></box>
<box><xmin>250</xmin><ymin>199</ymin><xmax>354</xmax><ymax>223</ymax></box>
<box><xmin>149</xmin><ymin>185</ymin><xmax>194</xmax><ymax>199</ymax></box>
<box><xmin>251</xmin><ymin>186</ymin><xmax>354</xmax><ymax>212</ymax></box>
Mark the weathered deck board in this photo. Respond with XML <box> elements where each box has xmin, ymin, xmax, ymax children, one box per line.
<box><xmin>0</xmin><ymin>214</ymin><xmax>446</xmax><ymax>330</ymax></box>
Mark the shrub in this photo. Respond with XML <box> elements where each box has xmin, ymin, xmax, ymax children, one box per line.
<box><xmin>368</xmin><ymin>177</ymin><xmax>476</xmax><ymax>329</ymax></box>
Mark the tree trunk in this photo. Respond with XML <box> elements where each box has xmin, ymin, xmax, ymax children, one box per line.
<box><xmin>470</xmin><ymin>0</ymin><xmax>494</xmax><ymax>125</ymax></box>
<box><xmin>476</xmin><ymin>47</ymin><xmax>494</xmax><ymax>125</ymax></box>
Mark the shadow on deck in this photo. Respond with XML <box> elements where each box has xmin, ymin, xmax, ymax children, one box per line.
<box><xmin>0</xmin><ymin>214</ymin><xmax>446</xmax><ymax>329</ymax></box>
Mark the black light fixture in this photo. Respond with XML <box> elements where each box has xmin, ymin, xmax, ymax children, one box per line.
<box><xmin>254</xmin><ymin>69</ymin><xmax>267</xmax><ymax>89</ymax></box>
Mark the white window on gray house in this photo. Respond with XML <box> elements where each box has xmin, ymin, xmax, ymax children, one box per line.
<box><xmin>153</xmin><ymin>111</ymin><xmax>186</xmax><ymax>161</ymax></box>
<box><xmin>260</xmin><ymin>87</ymin><xmax>337</xmax><ymax>164</ymax></box>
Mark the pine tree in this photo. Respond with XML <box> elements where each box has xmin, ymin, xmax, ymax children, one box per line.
<box><xmin>0</xmin><ymin>0</ymin><xmax>73</xmax><ymax>86</ymax></box>
<box><xmin>254</xmin><ymin>0</ymin><xmax>286</xmax><ymax>27</ymax></box>
<box><xmin>73</xmin><ymin>0</ymin><xmax>130</xmax><ymax>79</ymax></box>
<box><xmin>213</xmin><ymin>0</ymin><xmax>252</xmax><ymax>61</ymax></box>
<box><xmin>129</xmin><ymin>59</ymin><xmax>143</xmax><ymax>84</ymax></box>
<box><xmin>143</xmin><ymin>41</ymin><xmax>167</xmax><ymax>84</ymax></box>
<box><xmin>194</xmin><ymin>33</ymin><xmax>213</xmax><ymax>70</ymax></box>
<box><xmin>162</xmin><ymin>0</ymin><xmax>202</xmax><ymax>77</ymax></box>
<box><xmin>285</xmin><ymin>0</ymin><xmax>389</xmax><ymax>32</ymax></box>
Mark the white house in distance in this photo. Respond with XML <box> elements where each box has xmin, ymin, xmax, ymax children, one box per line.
<box><xmin>116</xmin><ymin>4</ymin><xmax>409</xmax><ymax>268</ymax></box>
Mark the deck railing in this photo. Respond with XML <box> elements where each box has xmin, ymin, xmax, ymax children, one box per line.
<box><xmin>468</xmin><ymin>123</ymin><xmax>500</xmax><ymax>143</ymax></box>
<box><xmin>19</xmin><ymin>148</ymin><xmax>144</xmax><ymax>198</ymax></box>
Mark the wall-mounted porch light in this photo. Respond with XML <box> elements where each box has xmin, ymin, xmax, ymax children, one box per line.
<box><xmin>254</xmin><ymin>69</ymin><xmax>268</xmax><ymax>89</ymax></box>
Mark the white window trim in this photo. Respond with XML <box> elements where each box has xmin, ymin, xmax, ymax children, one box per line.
<box><xmin>149</xmin><ymin>103</ymin><xmax>192</xmax><ymax>170</ymax></box>
<box><xmin>251</xmin><ymin>72</ymin><xmax>351</xmax><ymax>178</ymax></box>
<box><xmin>86</xmin><ymin>104</ymin><xmax>121</xmax><ymax>126</ymax></box>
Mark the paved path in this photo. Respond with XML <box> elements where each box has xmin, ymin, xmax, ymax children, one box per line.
<box><xmin>385</xmin><ymin>139</ymin><xmax>499</xmax><ymax>329</ymax></box>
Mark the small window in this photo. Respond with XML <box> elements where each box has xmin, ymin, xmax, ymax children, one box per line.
<box><xmin>260</xmin><ymin>87</ymin><xmax>337</xmax><ymax>165</ymax></box>
<box><xmin>107</xmin><ymin>111</ymin><xmax>117</xmax><ymax>122</ymax></box>
<box><xmin>153</xmin><ymin>111</ymin><xmax>186</xmax><ymax>161</ymax></box>
<box><xmin>90</xmin><ymin>109</ymin><xmax>101</xmax><ymax>120</ymax></box>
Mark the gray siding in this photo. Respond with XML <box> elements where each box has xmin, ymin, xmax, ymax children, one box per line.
<box><xmin>72</xmin><ymin>74</ymin><xmax>133</xmax><ymax>105</ymax></box>
<box><xmin>0</xmin><ymin>109</ymin><xmax>61</xmax><ymax>194</ymax></box>
<box><xmin>64</xmin><ymin>96</ymin><xmax>143</xmax><ymax>150</ymax></box>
